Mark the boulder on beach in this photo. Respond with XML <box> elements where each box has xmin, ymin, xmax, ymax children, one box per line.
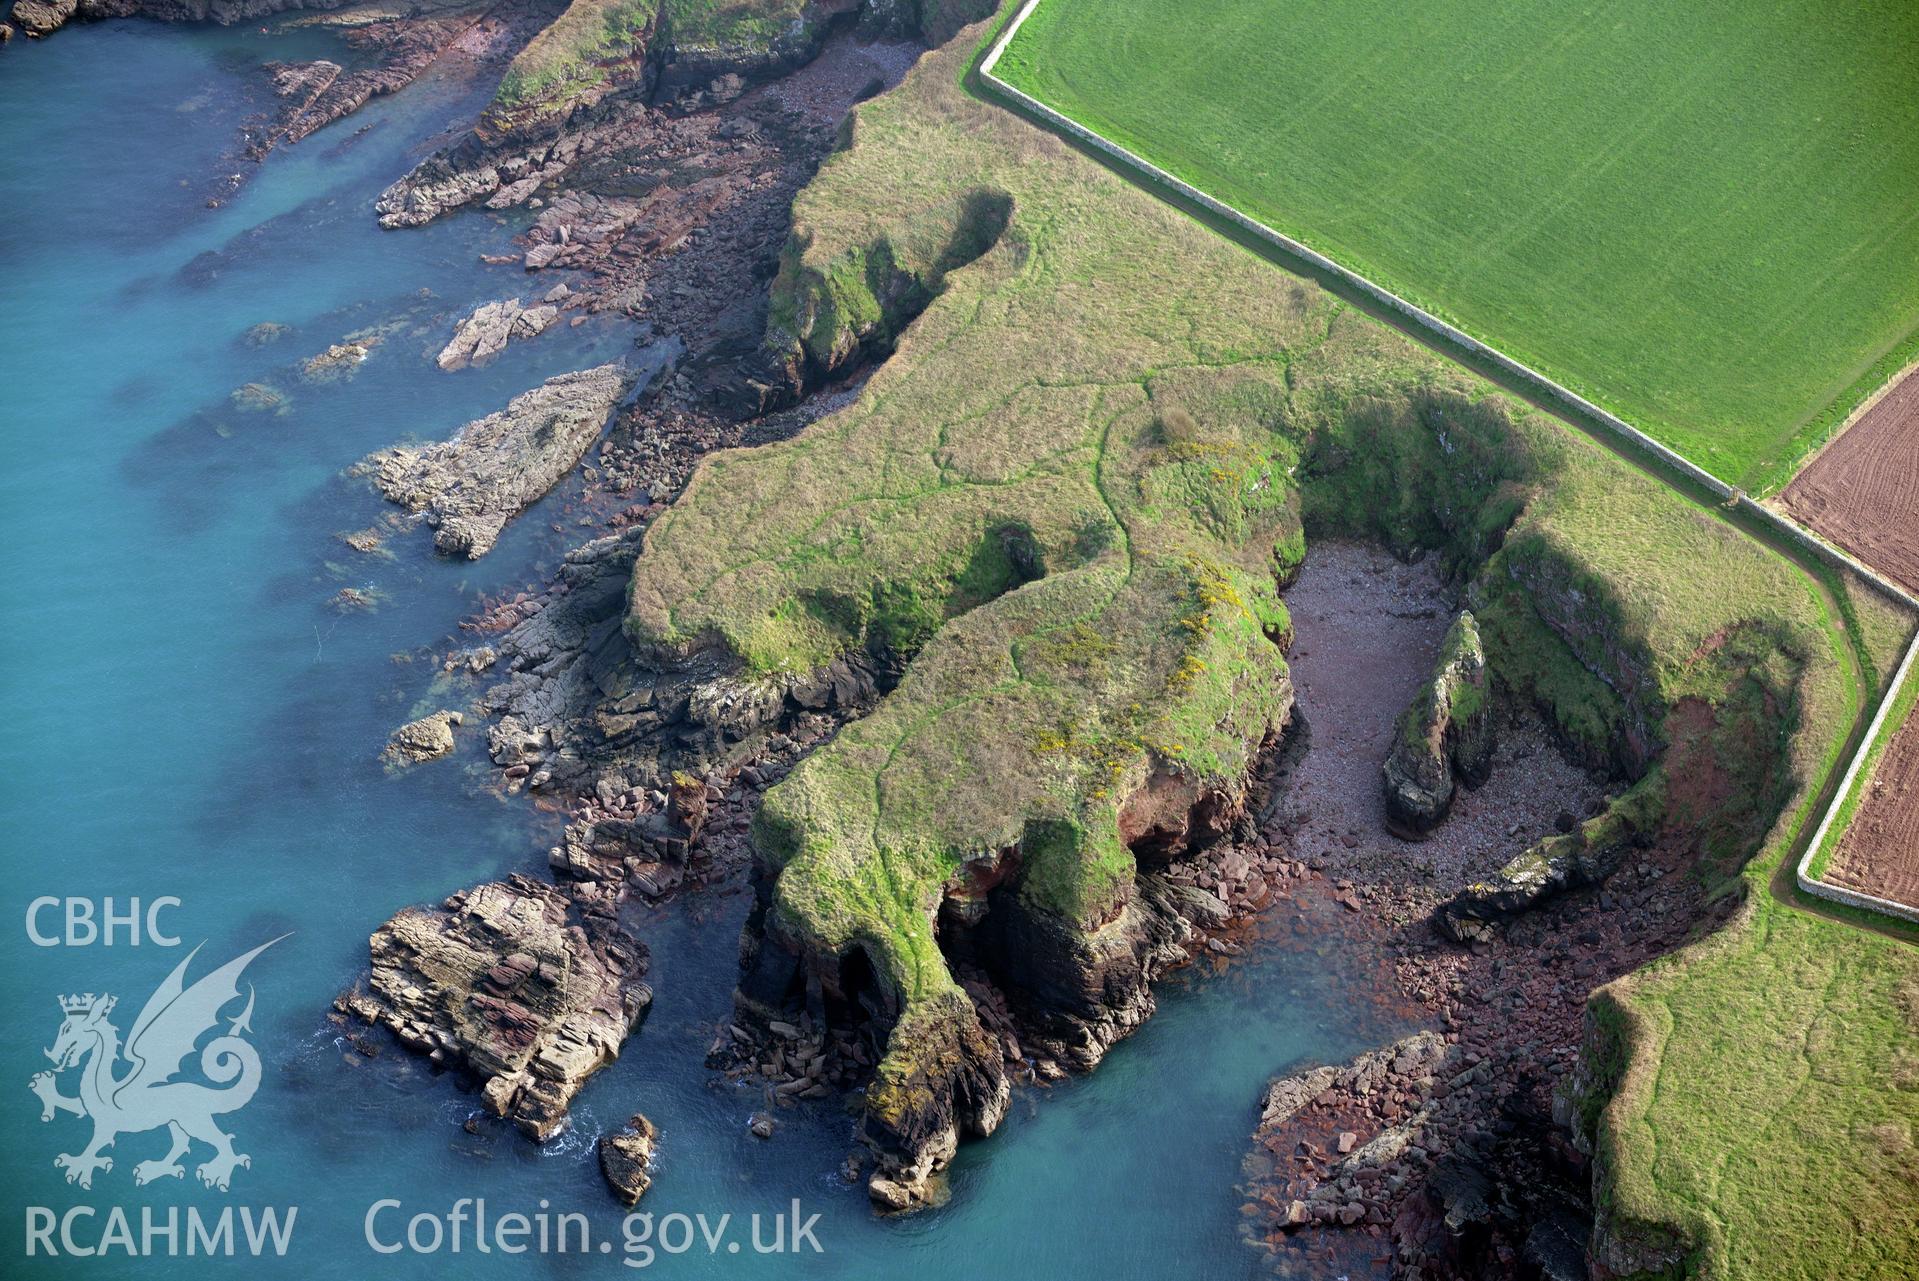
<box><xmin>1436</xmin><ymin>773</ymin><xmax>1665</xmax><ymax>941</ymax></box>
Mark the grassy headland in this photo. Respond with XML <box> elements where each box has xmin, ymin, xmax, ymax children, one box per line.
<box><xmin>1591</xmin><ymin>870</ymin><xmax>1919</xmax><ymax>1279</ymax></box>
<box><xmin>489</xmin><ymin>0</ymin><xmax>824</xmax><ymax>128</ymax></box>
<box><xmin>491</xmin><ymin>0</ymin><xmax>995</xmax><ymax>129</ymax></box>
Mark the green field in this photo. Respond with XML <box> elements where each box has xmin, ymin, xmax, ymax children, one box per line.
<box><xmin>994</xmin><ymin>0</ymin><xmax>1919</xmax><ymax>493</ymax></box>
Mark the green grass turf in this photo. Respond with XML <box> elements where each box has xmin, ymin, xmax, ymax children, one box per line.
<box><xmin>1597</xmin><ymin>861</ymin><xmax>1919</xmax><ymax>1279</ymax></box>
<box><xmin>994</xmin><ymin>0</ymin><xmax>1919</xmax><ymax>493</ymax></box>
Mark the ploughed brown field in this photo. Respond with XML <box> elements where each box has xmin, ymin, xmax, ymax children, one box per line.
<box><xmin>1825</xmin><ymin>713</ymin><xmax>1919</xmax><ymax>912</ymax></box>
<box><xmin>1782</xmin><ymin>366</ymin><xmax>1919</xmax><ymax>595</ymax></box>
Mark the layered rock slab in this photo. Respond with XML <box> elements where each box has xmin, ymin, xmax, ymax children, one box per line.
<box><xmin>337</xmin><ymin>874</ymin><xmax>650</xmax><ymax>1139</ymax></box>
<box><xmin>360</xmin><ymin>363</ymin><xmax>627</xmax><ymax>557</ymax></box>
<box><xmin>436</xmin><ymin>297</ymin><xmax>562</xmax><ymax>371</ymax></box>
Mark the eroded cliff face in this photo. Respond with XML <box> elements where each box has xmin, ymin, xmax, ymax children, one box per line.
<box><xmin>1556</xmin><ymin>999</ymin><xmax>1697</xmax><ymax>1281</ymax></box>
<box><xmin>731</xmin><ymin>741</ymin><xmax>1284</xmax><ymax>1209</ymax></box>
<box><xmin>760</xmin><ymin>185</ymin><xmax>1014</xmax><ymax>401</ymax></box>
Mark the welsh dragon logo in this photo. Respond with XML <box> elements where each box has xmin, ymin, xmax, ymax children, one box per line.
<box><xmin>29</xmin><ymin>938</ymin><xmax>284</xmax><ymax>1191</ymax></box>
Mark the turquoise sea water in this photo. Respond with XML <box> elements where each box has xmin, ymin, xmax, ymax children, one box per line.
<box><xmin>0</xmin><ymin>26</ymin><xmax>1403</xmax><ymax>1279</ymax></box>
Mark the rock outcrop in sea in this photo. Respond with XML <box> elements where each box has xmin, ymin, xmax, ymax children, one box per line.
<box><xmin>383</xmin><ymin>709</ymin><xmax>462</xmax><ymax>766</ymax></box>
<box><xmin>336</xmin><ymin>874</ymin><xmax>651</xmax><ymax>1140</ymax></box>
<box><xmin>598</xmin><ymin>1113</ymin><xmax>658</xmax><ymax>1206</ymax></box>
<box><xmin>250</xmin><ymin>9</ymin><xmax>503</xmax><ymax>158</ymax></box>
<box><xmin>359</xmin><ymin>363</ymin><xmax>628</xmax><ymax>558</ymax></box>
<box><xmin>436</xmin><ymin>294</ymin><xmax>565</xmax><ymax>371</ymax></box>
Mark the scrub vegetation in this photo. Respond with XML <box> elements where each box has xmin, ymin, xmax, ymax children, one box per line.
<box><xmin>995</xmin><ymin>0</ymin><xmax>1919</xmax><ymax>493</ymax></box>
<box><xmin>618</xmin><ymin>11</ymin><xmax>1917</xmax><ymax>1270</ymax></box>
<box><xmin>494</xmin><ymin>0</ymin><xmax>667</xmax><ymax>112</ymax></box>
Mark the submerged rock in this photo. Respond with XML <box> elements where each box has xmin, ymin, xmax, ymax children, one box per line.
<box><xmin>337</xmin><ymin>874</ymin><xmax>651</xmax><ymax>1141</ymax></box>
<box><xmin>383</xmin><ymin>709</ymin><xmax>462</xmax><ymax>767</ymax></box>
<box><xmin>359</xmin><ymin>363</ymin><xmax>628</xmax><ymax>558</ymax></box>
<box><xmin>252</xmin><ymin>11</ymin><xmax>491</xmax><ymax>160</ymax></box>
<box><xmin>597</xmin><ymin>1113</ymin><xmax>657</xmax><ymax>1206</ymax></box>
<box><xmin>230</xmin><ymin>381</ymin><xmax>288</xmax><ymax>414</ymax></box>
<box><xmin>300</xmin><ymin>339</ymin><xmax>376</xmax><ymax>384</ymax></box>
<box><xmin>338</xmin><ymin>526</ymin><xmax>385</xmax><ymax>555</ymax></box>
<box><xmin>436</xmin><ymin>299</ymin><xmax>561</xmax><ymax>371</ymax></box>
<box><xmin>1383</xmin><ymin>610</ymin><xmax>1493</xmax><ymax>837</ymax></box>
<box><xmin>331</xmin><ymin>586</ymin><xmax>381</xmax><ymax>613</ymax></box>
<box><xmin>242</xmin><ymin>321</ymin><xmax>291</xmax><ymax>347</ymax></box>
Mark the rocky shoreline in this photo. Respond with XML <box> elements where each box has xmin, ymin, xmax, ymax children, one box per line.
<box><xmin>284</xmin><ymin>1</ymin><xmax>951</xmax><ymax>1168</ymax></box>
<box><xmin>249</xmin><ymin>8</ymin><xmax>518</xmax><ymax>164</ymax></box>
